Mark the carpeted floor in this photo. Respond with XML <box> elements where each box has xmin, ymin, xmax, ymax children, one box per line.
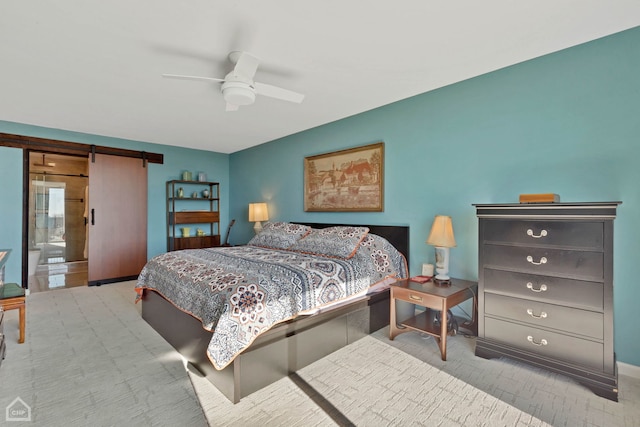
<box><xmin>188</xmin><ymin>330</ymin><xmax>640</xmax><ymax>426</ymax></box>
<box><xmin>189</xmin><ymin>335</ymin><xmax>556</xmax><ymax>426</ymax></box>
<box><xmin>2</xmin><ymin>281</ymin><xmax>639</xmax><ymax>426</ymax></box>
<box><xmin>0</xmin><ymin>281</ymin><xmax>206</xmax><ymax>426</ymax></box>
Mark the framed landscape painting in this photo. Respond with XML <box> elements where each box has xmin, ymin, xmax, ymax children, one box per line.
<box><xmin>304</xmin><ymin>142</ymin><xmax>384</xmax><ymax>212</ymax></box>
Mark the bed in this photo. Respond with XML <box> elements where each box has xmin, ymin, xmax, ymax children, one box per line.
<box><xmin>137</xmin><ymin>222</ymin><xmax>409</xmax><ymax>403</ymax></box>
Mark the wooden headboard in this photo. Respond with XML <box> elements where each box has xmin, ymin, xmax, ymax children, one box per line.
<box><xmin>298</xmin><ymin>222</ymin><xmax>410</xmax><ymax>265</ymax></box>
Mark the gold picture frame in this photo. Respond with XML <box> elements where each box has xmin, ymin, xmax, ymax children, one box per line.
<box><xmin>304</xmin><ymin>142</ymin><xmax>384</xmax><ymax>212</ymax></box>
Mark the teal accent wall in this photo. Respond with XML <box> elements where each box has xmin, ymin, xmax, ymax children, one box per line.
<box><xmin>0</xmin><ymin>121</ymin><xmax>230</xmax><ymax>281</ymax></box>
<box><xmin>229</xmin><ymin>27</ymin><xmax>640</xmax><ymax>366</ymax></box>
<box><xmin>0</xmin><ymin>146</ymin><xmax>23</xmax><ymax>282</ymax></box>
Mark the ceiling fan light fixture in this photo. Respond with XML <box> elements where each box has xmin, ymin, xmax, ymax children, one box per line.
<box><xmin>222</xmin><ymin>82</ymin><xmax>256</xmax><ymax>106</ymax></box>
<box><xmin>164</xmin><ymin>50</ymin><xmax>305</xmax><ymax>111</ymax></box>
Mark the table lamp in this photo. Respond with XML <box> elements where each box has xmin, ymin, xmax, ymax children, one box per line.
<box><xmin>248</xmin><ymin>203</ymin><xmax>269</xmax><ymax>234</ymax></box>
<box><xmin>426</xmin><ymin>215</ymin><xmax>456</xmax><ymax>285</ymax></box>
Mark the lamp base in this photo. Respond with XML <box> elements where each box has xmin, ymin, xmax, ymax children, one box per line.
<box><xmin>253</xmin><ymin>221</ymin><xmax>263</xmax><ymax>234</ymax></box>
<box><xmin>434</xmin><ymin>276</ymin><xmax>452</xmax><ymax>286</ymax></box>
<box><xmin>433</xmin><ymin>246</ymin><xmax>451</xmax><ymax>286</ymax></box>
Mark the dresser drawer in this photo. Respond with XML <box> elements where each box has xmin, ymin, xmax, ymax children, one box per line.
<box><xmin>483</xmin><ymin>220</ymin><xmax>603</xmax><ymax>249</ymax></box>
<box><xmin>483</xmin><ymin>268</ymin><xmax>603</xmax><ymax>311</ymax></box>
<box><xmin>483</xmin><ymin>244</ymin><xmax>603</xmax><ymax>281</ymax></box>
<box><xmin>485</xmin><ymin>317</ymin><xmax>603</xmax><ymax>370</ymax></box>
<box><xmin>485</xmin><ymin>293</ymin><xmax>603</xmax><ymax>339</ymax></box>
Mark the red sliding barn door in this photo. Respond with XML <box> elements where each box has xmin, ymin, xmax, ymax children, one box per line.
<box><xmin>87</xmin><ymin>153</ymin><xmax>147</xmax><ymax>285</ymax></box>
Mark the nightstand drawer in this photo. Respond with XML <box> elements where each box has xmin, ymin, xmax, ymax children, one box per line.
<box><xmin>485</xmin><ymin>293</ymin><xmax>603</xmax><ymax>339</ymax></box>
<box><xmin>483</xmin><ymin>220</ymin><xmax>604</xmax><ymax>249</ymax></box>
<box><xmin>392</xmin><ymin>286</ymin><xmax>439</xmax><ymax>307</ymax></box>
<box><xmin>483</xmin><ymin>268</ymin><xmax>603</xmax><ymax>310</ymax></box>
<box><xmin>485</xmin><ymin>317</ymin><xmax>603</xmax><ymax>370</ymax></box>
<box><xmin>483</xmin><ymin>244</ymin><xmax>603</xmax><ymax>281</ymax></box>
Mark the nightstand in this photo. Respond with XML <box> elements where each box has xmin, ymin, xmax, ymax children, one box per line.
<box><xmin>389</xmin><ymin>278</ymin><xmax>477</xmax><ymax>361</ymax></box>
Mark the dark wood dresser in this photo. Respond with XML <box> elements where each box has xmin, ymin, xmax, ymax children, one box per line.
<box><xmin>474</xmin><ymin>202</ymin><xmax>621</xmax><ymax>401</ymax></box>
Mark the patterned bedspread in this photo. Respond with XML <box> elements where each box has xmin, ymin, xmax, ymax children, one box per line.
<box><xmin>136</xmin><ymin>233</ymin><xmax>407</xmax><ymax>369</ymax></box>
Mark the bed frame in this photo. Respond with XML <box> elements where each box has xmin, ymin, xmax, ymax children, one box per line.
<box><xmin>140</xmin><ymin>223</ymin><xmax>409</xmax><ymax>403</ymax></box>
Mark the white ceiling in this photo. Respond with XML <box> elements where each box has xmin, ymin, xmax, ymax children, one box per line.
<box><xmin>1</xmin><ymin>1</ymin><xmax>639</xmax><ymax>154</ymax></box>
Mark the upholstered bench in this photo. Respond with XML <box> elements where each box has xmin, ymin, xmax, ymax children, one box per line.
<box><xmin>0</xmin><ymin>283</ymin><xmax>26</xmax><ymax>344</ymax></box>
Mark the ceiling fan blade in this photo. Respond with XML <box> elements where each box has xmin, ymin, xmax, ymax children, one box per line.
<box><xmin>162</xmin><ymin>74</ymin><xmax>225</xmax><ymax>83</ymax></box>
<box><xmin>232</xmin><ymin>52</ymin><xmax>260</xmax><ymax>80</ymax></box>
<box><xmin>226</xmin><ymin>103</ymin><xmax>240</xmax><ymax>112</ymax></box>
<box><xmin>254</xmin><ymin>82</ymin><xmax>305</xmax><ymax>103</ymax></box>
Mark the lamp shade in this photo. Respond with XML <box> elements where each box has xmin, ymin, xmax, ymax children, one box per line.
<box><xmin>248</xmin><ymin>203</ymin><xmax>269</xmax><ymax>222</ymax></box>
<box><xmin>426</xmin><ymin>215</ymin><xmax>456</xmax><ymax>248</ymax></box>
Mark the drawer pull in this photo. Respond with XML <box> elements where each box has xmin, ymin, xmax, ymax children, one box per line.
<box><xmin>526</xmin><ymin>308</ymin><xmax>547</xmax><ymax>319</ymax></box>
<box><xmin>527</xmin><ymin>229</ymin><xmax>548</xmax><ymax>239</ymax></box>
<box><xmin>409</xmin><ymin>294</ymin><xmax>423</xmax><ymax>302</ymax></box>
<box><xmin>526</xmin><ymin>282</ymin><xmax>548</xmax><ymax>293</ymax></box>
<box><xmin>527</xmin><ymin>335</ymin><xmax>548</xmax><ymax>346</ymax></box>
<box><xmin>526</xmin><ymin>255</ymin><xmax>547</xmax><ymax>265</ymax></box>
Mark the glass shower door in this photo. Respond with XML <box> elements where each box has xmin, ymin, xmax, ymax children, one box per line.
<box><xmin>30</xmin><ymin>175</ymin><xmax>67</xmax><ymax>265</ymax></box>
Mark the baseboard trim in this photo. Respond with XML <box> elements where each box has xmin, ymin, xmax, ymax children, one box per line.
<box><xmin>618</xmin><ymin>361</ymin><xmax>640</xmax><ymax>379</ymax></box>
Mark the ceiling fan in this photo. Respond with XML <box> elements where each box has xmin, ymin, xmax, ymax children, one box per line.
<box><xmin>162</xmin><ymin>51</ymin><xmax>305</xmax><ymax>111</ymax></box>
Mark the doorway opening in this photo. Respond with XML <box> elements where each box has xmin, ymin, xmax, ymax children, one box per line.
<box><xmin>27</xmin><ymin>152</ymin><xmax>88</xmax><ymax>292</ymax></box>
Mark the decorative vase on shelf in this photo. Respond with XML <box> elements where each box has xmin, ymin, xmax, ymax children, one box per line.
<box><xmin>182</xmin><ymin>171</ymin><xmax>192</xmax><ymax>181</ymax></box>
<box><xmin>177</xmin><ymin>187</ymin><xmax>184</xmax><ymax>198</ymax></box>
<box><xmin>202</xmin><ymin>189</ymin><xmax>210</xmax><ymax>198</ymax></box>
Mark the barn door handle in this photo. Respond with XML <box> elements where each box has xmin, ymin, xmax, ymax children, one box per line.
<box><xmin>91</xmin><ymin>208</ymin><xmax>95</xmax><ymax>225</ymax></box>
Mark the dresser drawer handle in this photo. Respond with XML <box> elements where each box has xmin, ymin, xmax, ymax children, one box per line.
<box><xmin>527</xmin><ymin>335</ymin><xmax>548</xmax><ymax>346</ymax></box>
<box><xmin>526</xmin><ymin>255</ymin><xmax>547</xmax><ymax>265</ymax></box>
<box><xmin>526</xmin><ymin>308</ymin><xmax>547</xmax><ymax>319</ymax></box>
<box><xmin>409</xmin><ymin>294</ymin><xmax>423</xmax><ymax>302</ymax></box>
<box><xmin>526</xmin><ymin>229</ymin><xmax>548</xmax><ymax>239</ymax></box>
<box><xmin>526</xmin><ymin>282</ymin><xmax>547</xmax><ymax>292</ymax></box>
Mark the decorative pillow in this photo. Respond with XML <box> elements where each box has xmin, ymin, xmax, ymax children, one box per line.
<box><xmin>288</xmin><ymin>226</ymin><xmax>370</xmax><ymax>259</ymax></box>
<box><xmin>247</xmin><ymin>222</ymin><xmax>312</xmax><ymax>250</ymax></box>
